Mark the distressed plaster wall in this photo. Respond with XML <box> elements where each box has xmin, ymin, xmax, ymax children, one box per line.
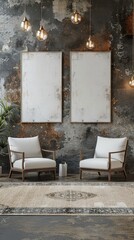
<box><xmin>0</xmin><ymin>0</ymin><xmax>134</xmax><ymax>174</ymax></box>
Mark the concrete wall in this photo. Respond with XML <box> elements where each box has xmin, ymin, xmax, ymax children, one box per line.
<box><xmin>0</xmin><ymin>0</ymin><xmax>133</xmax><ymax>173</ymax></box>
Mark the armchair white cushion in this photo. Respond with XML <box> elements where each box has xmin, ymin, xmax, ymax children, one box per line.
<box><xmin>94</xmin><ymin>136</ymin><xmax>127</xmax><ymax>162</ymax></box>
<box><xmin>8</xmin><ymin>136</ymin><xmax>56</xmax><ymax>181</ymax></box>
<box><xmin>80</xmin><ymin>136</ymin><xmax>128</xmax><ymax>181</ymax></box>
<box><xmin>13</xmin><ymin>158</ymin><xmax>56</xmax><ymax>170</ymax></box>
<box><xmin>80</xmin><ymin>158</ymin><xmax>122</xmax><ymax>170</ymax></box>
<box><xmin>8</xmin><ymin>136</ymin><xmax>42</xmax><ymax>162</ymax></box>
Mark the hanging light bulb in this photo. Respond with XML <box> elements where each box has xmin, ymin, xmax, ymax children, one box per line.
<box><xmin>71</xmin><ymin>0</ymin><xmax>81</xmax><ymax>24</ymax></box>
<box><xmin>128</xmin><ymin>36</ymin><xmax>134</xmax><ymax>87</ymax></box>
<box><xmin>36</xmin><ymin>0</ymin><xmax>48</xmax><ymax>41</ymax></box>
<box><xmin>86</xmin><ymin>36</ymin><xmax>95</xmax><ymax>49</ymax></box>
<box><xmin>36</xmin><ymin>26</ymin><xmax>47</xmax><ymax>41</ymax></box>
<box><xmin>21</xmin><ymin>17</ymin><xmax>31</xmax><ymax>32</ymax></box>
<box><xmin>71</xmin><ymin>10</ymin><xmax>82</xmax><ymax>24</ymax></box>
<box><xmin>21</xmin><ymin>1</ymin><xmax>31</xmax><ymax>32</ymax></box>
<box><xmin>86</xmin><ymin>0</ymin><xmax>95</xmax><ymax>49</ymax></box>
<box><xmin>129</xmin><ymin>75</ymin><xmax>134</xmax><ymax>87</ymax></box>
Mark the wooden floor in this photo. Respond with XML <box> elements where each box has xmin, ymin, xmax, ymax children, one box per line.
<box><xmin>0</xmin><ymin>173</ymin><xmax>134</xmax><ymax>240</ymax></box>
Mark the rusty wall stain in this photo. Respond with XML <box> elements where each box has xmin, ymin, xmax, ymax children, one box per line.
<box><xmin>16</xmin><ymin>123</ymin><xmax>64</xmax><ymax>150</ymax></box>
<box><xmin>4</xmin><ymin>67</ymin><xmax>21</xmax><ymax>104</ymax></box>
<box><xmin>125</xmin><ymin>11</ymin><xmax>134</xmax><ymax>35</ymax></box>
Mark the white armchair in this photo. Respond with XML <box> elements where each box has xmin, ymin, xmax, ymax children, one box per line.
<box><xmin>80</xmin><ymin>136</ymin><xmax>128</xmax><ymax>181</ymax></box>
<box><xmin>8</xmin><ymin>136</ymin><xmax>56</xmax><ymax>181</ymax></box>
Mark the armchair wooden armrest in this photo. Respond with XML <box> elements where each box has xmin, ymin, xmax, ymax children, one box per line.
<box><xmin>80</xmin><ymin>150</ymin><xmax>83</xmax><ymax>161</ymax></box>
<box><xmin>109</xmin><ymin>149</ymin><xmax>126</xmax><ymax>161</ymax></box>
<box><xmin>108</xmin><ymin>149</ymin><xmax>126</xmax><ymax>169</ymax></box>
<box><xmin>42</xmin><ymin>149</ymin><xmax>56</xmax><ymax>160</ymax></box>
<box><xmin>9</xmin><ymin>149</ymin><xmax>25</xmax><ymax>169</ymax></box>
<box><xmin>9</xmin><ymin>149</ymin><xmax>24</xmax><ymax>155</ymax></box>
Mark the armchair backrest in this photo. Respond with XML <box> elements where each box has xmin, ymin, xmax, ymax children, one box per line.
<box><xmin>8</xmin><ymin>136</ymin><xmax>42</xmax><ymax>162</ymax></box>
<box><xmin>94</xmin><ymin>136</ymin><xmax>128</xmax><ymax>162</ymax></box>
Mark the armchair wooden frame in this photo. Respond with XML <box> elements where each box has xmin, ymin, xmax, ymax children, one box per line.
<box><xmin>8</xmin><ymin>147</ymin><xmax>56</xmax><ymax>181</ymax></box>
<box><xmin>80</xmin><ymin>140</ymin><xmax>128</xmax><ymax>181</ymax></box>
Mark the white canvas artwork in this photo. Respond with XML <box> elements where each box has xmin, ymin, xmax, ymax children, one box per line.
<box><xmin>21</xmin><ymin>52</ymin><xmax>62</xmax><ymax>122</ymax></box>
<box><xmin>70</xmin><ymin>51</ymin><xmax>111</xmax><ymax>122</ymax></box>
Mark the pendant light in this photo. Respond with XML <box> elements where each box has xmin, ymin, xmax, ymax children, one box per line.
<box><xmin>128</xmin><ymin>38</ymin><xmax>134</xmax><ymax>87</ymax></box>
<box><xmin>36</xmin><ymin>0</ymin><xmax>48</xmax><ymax>41</ymax></box>
<box><xmin>129</xmin><ymin>75</ymin><xmax>134</xmax><ymax>87</ymax></box>
<box><xmin>71</xmin><ymin>1</ymin><xmax>81</xmax><ymax>24</ymax></box>
<box><xmin>86</xmin><ymin>0</ymin><xmax>95</xmax><ymax>49</ymax></box>
<box><xmin>21</xmin><ymin>1</ymin><xmax>31</xmax><ymax>32</ymax></box>
<box><xmin>71</xmin><ymin>10</ymin><xmax>82</xmax><ymax>24</ymax></box>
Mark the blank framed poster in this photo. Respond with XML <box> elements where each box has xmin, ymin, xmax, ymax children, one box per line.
<box><xmin>21</xmin><ymin>52</ymin><xmax>62</xmax><ymax>123</ymax></box>
<box><xmin>70</xmin><ymin>51</ymin><xmax>111</xmax><ymax>123</ymax></box>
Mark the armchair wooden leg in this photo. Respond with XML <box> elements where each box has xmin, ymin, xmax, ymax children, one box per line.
<box><xmin>9</xmin><ymin>169</ymin><xmax>12</xmax><ymax>178</ymax></box>
<box><xmin>98</xmin><ymin>172</ymin><xmax>101</xmax><ymax>176</ymax></box>
<box><xmin>80</xmin><ymin>169</ymin><xmax>82</xmax><ymax>179</ymax></box>
<box><xmin>38</xmin><ymin>172</ymin><xmax>41</xmax><ymax>180</ymax></box>
<box><xmin>123</xmin><ymin>169</ymin><xmax>127</xmax><ymax>179</ymax></box>
<box><xmin>108</xmin><ymin>172</ymin><xmax>111</xmax><ymax>181</ymax></box>
<box><xmin>53</xmin><ymin>170</ymin><xmax>56</xmax><ymax>180</ymax></box>
<box><xmin>22</xmin><ymin>171</ymin><xmax>25</xmax><ymax>182</ymax></box>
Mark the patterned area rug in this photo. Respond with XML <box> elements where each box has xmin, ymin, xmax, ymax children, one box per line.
<box><xmin>0</xmin><ymin>182</ymin><xmax>134</xmax><ymax>215</ymax></box>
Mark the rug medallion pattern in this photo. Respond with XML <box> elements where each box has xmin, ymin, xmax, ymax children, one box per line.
<box><xmin>47</xmin><ymin>190</ymin><xmax>96</xmax><ymax>201</ymax></box>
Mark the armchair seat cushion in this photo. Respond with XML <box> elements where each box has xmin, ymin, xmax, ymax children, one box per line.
<box><xmin>80</xmin><ymin>158</ymin><xmax>122</xmax><ymax>170</ymax></box>
<box><xmin>13</xmin><ymin>158</ymin><xmax>56</xmax><ymax>170</ymax></box>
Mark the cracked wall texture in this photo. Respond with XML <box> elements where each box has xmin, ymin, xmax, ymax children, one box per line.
<box><xmin>0</xmin><ymin>0</ymin><xmax>134</xmax><ymax>174</ymax></box>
